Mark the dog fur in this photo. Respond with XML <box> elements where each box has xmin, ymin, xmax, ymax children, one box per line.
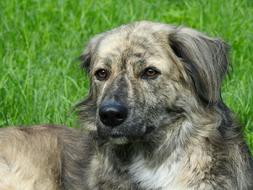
<box><xmin>0</xmin><ymin>125</ymin><xmax>90</xmax><ymax>190</ymax></box>
<box><xmin>0</xmin><ymin>21</ymin><xmax>252</xmax><ymax>190</ymax></box>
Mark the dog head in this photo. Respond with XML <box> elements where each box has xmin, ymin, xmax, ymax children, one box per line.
<box><xmin>78</xmin><ymin>21</ymin><xmax>229</xmax><ymax>144</ymax></box>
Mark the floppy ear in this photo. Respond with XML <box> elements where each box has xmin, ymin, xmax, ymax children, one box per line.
<box><xmin>169</xmin><ymin>27</ymin><xmax>229</xmax><ymax>105</ymax></box>
<box><xmin>76</xmin><ymin>35</ymin><xmax>102</xmax><ymax>124</ymax></box>
<box><xmin>79</xmin><ymin>50</ymin><xmax>91</xmax><ymax>72</ymax></box>
<box><xmin>79</xmin><ymin>35</ymin><xmax>102</xmax><ymax>73</ymax></box>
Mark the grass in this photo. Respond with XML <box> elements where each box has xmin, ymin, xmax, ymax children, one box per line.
<box><xmin>0</xmin><ymin>0</ymin><xmax>252</xmax><ymax>151</ymax></box>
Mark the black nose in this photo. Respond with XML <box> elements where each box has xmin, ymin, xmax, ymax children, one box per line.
<box><xmin>99</xmin><ymin>100</ymin><xmax>128</xmax><ymax>127</ymax></box>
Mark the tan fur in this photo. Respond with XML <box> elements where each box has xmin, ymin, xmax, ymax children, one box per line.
<box><xmin>0</xmin><ymin>126</ymin><xmax>62</xmax><ymax>190</ymax></box>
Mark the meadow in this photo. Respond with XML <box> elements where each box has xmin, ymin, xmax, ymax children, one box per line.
<box><xmin>0</xmin><ymin>0</ymin><xmax>252</xmax><ymax>151</ymax></box>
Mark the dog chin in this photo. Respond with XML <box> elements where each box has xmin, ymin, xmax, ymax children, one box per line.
<box><xmin>109</xmin><ymin>137</ymin><xmax>129</xmax><ymax>145</ymax></box>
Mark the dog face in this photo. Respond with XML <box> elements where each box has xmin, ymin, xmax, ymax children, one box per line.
<box><xmin>78</xmin><ymin>21</ymin><xmax>229</xmax><ymax>144</ymax></box>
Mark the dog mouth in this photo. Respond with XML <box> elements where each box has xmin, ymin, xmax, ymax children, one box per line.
<box><xmin>97</xmin><ymin>123</ymin><xmax>156</xmax><ymax>144</ymax></box>
<box><xmin>108</xmin><ymin>127</ymin><xmax>155</xmax><ymax>145</ymax></box>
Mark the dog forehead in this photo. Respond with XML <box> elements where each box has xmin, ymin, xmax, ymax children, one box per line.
<box><xmin>97</xmin><ymin>31</ymin><xmax>154</xmax><ymax>56</ymax></box>
<box><xmin>97</xmin><ymin>21</ymin><xmax>172</xmax><ymax>54</ymax></box>
<box><xmin>90</xmin><ymin>22</ymin><xmax>179</xmax><ymax>72</ymax></box>
<box><xmin>95</xmin><ymin>30</ymin><xmax>170</xmax><ymax>67</ymax></box>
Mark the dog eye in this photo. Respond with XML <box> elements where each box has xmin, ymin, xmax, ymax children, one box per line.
<box><xmin>95</xmin><ymin>69</ymin><xmax>109</xmax><ymax>81</ymax></box>
<box><xmin>141</xmin><ymin>67</ymin><xmax>161</xmax><ymax>79</ymax></box>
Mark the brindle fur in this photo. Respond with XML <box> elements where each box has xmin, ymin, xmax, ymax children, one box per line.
<box><xmin>77</xmin><ymin>21</ymin><xmax>253</xmax><ymax>190</ymax></box>
<box><xmin>0</xmin><ymin>21</ymin><xmax>252</xmax><ymax>190</ymax></box>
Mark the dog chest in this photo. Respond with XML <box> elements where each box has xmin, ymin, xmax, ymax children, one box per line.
<box><xmin>129</xmin><ymin>155</ymin><xmax>185</xmax><ymax>190</ymax></box>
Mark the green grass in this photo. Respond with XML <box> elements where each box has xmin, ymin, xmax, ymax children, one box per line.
<box><xmin>0</xmin><ymin>0</ymin><xmax>252</xmax><ymax>150</ymax></box>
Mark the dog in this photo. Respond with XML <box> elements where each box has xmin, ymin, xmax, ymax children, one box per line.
<box><xmin>0</xmin><ymin>21</ymin><xmax>252</xmax><ymax>190</ymax></box>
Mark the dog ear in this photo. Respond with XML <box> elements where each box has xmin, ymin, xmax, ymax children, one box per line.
<box><xmin>77</xmin><ymin>35</ymin><xmax>103</xmax><ymax>123</ymax></box>
<box><xmin>79</xmin><ymin>35</ymin><xmax>101</xmax><ymax>73</ymax></box>
<box><xmin>79</xmin><ymin>50</ymin><xmax>91</xmax><ymax>73</ymax></box>
<box><xmin>169</xmin><ymin>28</ymin><xmax>229</xmax><ymax>105</ymax></box>
<box><xmin>80</xmin><ymin>31</ymin><xmax>108</xmax><ymax>72</ymax></box>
